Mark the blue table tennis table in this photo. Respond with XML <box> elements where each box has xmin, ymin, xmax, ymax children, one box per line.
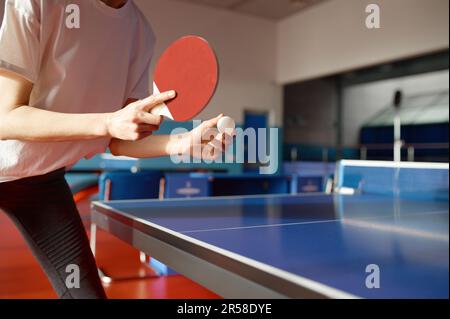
<box><xmin>90</xmin><ymin>161</ymin><xmax>449</xmax><ymax>299</ymax></box>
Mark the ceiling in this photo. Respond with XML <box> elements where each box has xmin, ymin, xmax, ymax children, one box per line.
<box><xmin>174</xmin><ymin>0</ymin><xmax>326</xmax><ymax>21</ymax></box>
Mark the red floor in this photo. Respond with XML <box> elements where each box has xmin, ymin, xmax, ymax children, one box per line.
<box><xmin>0</xmin><ymin>199</ymin><xmax>219</xmax><ymax>299</ymax></box>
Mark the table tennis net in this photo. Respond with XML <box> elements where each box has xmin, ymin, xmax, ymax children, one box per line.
<box><xmin>335</xmin><ymin>161</ymin><xmax>449</xmax><ymax>200</ymax></box>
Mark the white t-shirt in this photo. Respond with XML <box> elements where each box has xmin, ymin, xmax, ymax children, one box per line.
<box><xmin>0</xmin><ymin>0</ymin><xmax>155</xmax><ymax>182</ymax></box>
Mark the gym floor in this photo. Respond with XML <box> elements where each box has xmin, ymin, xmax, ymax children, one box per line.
<box><xmin>0</xmin><ymin>199</ymin><xmax>218</xmax><ymax>299</ymax></box>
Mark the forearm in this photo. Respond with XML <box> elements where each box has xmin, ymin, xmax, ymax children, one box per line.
<box><xmin>109</xmin><ymin>115</ymin><xmax>231</xmax><ymax>161</ymax></box>
<box><xmin>109</xmin><ymin>134</ymin><xmax>186</xmax><ymax>158</ymax></box>
<box><xmin>0</xmin><ymin>105</ymin><xmax>109</xmax><ymax>141</ymax></box>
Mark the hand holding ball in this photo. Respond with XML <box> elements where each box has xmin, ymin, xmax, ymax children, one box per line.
<box><xmin>217</xmin><ymin>116</ymin><xmax>236</xmax><ymax>134</ymax></box>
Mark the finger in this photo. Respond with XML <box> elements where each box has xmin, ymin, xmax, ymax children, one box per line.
<box><xmin>201</xmin><ymin>144</ymin><xmax>214</xmax><ymax>160</ymax></box>
<box><xmin>210</xmin><ymin>143</ymin><xmax>224</xmax><ymax>159</ymax></box>
<box><xmin>216</xmin><ymin>132</ymin><xmax>235</xmax><ymax>152</ymax></box>
<box><xmin>202</xmin><ymin>127</ymin><xmax>219</xmax><ymax>142</ymax></box>
<box><xmin>209</xmin><ymin>134</ymin><xmax>226</xmax><ymax>152</ymax></box>
<box><xmin>136</xmin><ymin>91</ymin><xmax>176</xmax><ymax>112</ymax></box>
<box><xmin>203</xmin><ymin>143</ymin><xmax>222</xmax><ymax>161</ymax></box>
<box><xmin>221</xmin><ymin>135</ymin><xmax>229</xmax><ymax>152</ymax></box>
<box><xmin>222</xmin><ymin>132</ymin><xmax>234</xmax><ymax>146</ymax></box>
<box><xmin>220</xmin><ymin>133</ymin><xmax>232</xmax><ymax>151</ymax></box>
<box><xmin>203</xmin><ymin>114</ymin><xmax>224</xmax><ymax>129</ymax></box>
<box><xmin>137</xmin><ymin>112</ymin><xmax>163</xmax><ymax>126</ymax></box>
<box><xmin>227</xmin><ymin>129</ymin><xmax>237</xmax><ymax>138</ymax></box>
<box><xmin>137</xmin><ymin>124</ymin><xmax>160</xmax><ymax>133</ymax></box>
<box><xmin>203</xmin><ymin>132</ymin><xmax>227</xmax><ymax>149</ymax></box>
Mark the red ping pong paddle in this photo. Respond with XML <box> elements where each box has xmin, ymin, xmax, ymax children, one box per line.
<box><xmin>150</xmin><ymin>36</ymin><xmax>219</xmax><ymax>122</ymax></box>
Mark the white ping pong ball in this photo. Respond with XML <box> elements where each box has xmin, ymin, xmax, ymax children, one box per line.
<box><xmin>217</xmin><ymin>116</ymin><xmax>236</xmax><ymax>134</ymax></box>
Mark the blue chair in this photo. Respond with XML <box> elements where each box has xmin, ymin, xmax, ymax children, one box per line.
<box><xmin>291</xmin><ymin>175</ymin><xmax>325</xmax><ymax>193</ymax></box>
<box><xmin>283</xmin><ymin>161</ymin><xmax>336</xmax><ymax>194</ymax></box>
<box><xmin>164</xmin><ymin>173</ymin><xmax>212</xmax><ymax>199</ymax></box>
<box><xmin>99</xmin><ymin>171</ymin><xmax>163</xmax><ymax>201</ymax></box>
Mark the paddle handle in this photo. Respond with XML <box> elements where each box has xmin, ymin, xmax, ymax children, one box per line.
<box><xmin>150</xmin><ymin>81</ymin><xmax>174</xmax><ymax>120</ymax></box>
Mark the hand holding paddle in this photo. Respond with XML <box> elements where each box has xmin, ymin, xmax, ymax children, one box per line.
<box><xmin>106</xmin><ymin>90</ymin><xmax>175</xmax><ymax>141</ymax></box>
<box><xmin>107</xmin><ymin>35</ymin><xmax>235</xmax><ymax>142</ymax></box>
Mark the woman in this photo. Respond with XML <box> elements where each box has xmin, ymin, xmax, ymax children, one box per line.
<box><xmin>0</xmin><ymin>0</ymin><xmax>229</xmax><ymax>299</ymax></box>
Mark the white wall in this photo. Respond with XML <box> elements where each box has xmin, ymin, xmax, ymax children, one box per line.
<box><xmin>135</xmin><ymin>0</ymin><xmax>282</xmax><ymax>126</ymax></box>
<box><xmin>277</xmin><ymin>0</ymin><xmax>450</xmax><ymax>84</ymax></box>
<box><xmin>342</xmin><ymin>70</ymin><xmax>450</xmax><ymax>146</ymax></box>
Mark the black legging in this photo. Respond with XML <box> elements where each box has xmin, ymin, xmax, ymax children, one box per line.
<box><xmin>0</xmin><ymin>168</ymin><xmax>106</xmax><ymax>299</ymax></box>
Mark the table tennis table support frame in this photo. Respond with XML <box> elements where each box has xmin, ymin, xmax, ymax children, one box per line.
<box><xmin>104</xmin><ymin>178</ymin><xmax>149</xmax><ymax>260</ymax></box>
<box><xmin>90</xmin><ymin>223</ymin><xmax>97</xmax><ymax>256</ymax></box>
<box><xmin>89</xmin><ymin>223</ymin><xmax>109</xmax><ymax>282</ymax></box>
<box><xmin>90</xmin><ymin>177</ymin><xmax>153</xmax><ymax>282</ymax></box>
<box><xmin>90</xmin><ymin>219</ymin><xmax>153</xmax><ymax>282</ymax></box>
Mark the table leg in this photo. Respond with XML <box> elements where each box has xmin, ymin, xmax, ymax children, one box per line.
<box><xmin>90</xmin><ymin>222</ymin><xmax>97</xmax><ymax>256</ymax></box>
